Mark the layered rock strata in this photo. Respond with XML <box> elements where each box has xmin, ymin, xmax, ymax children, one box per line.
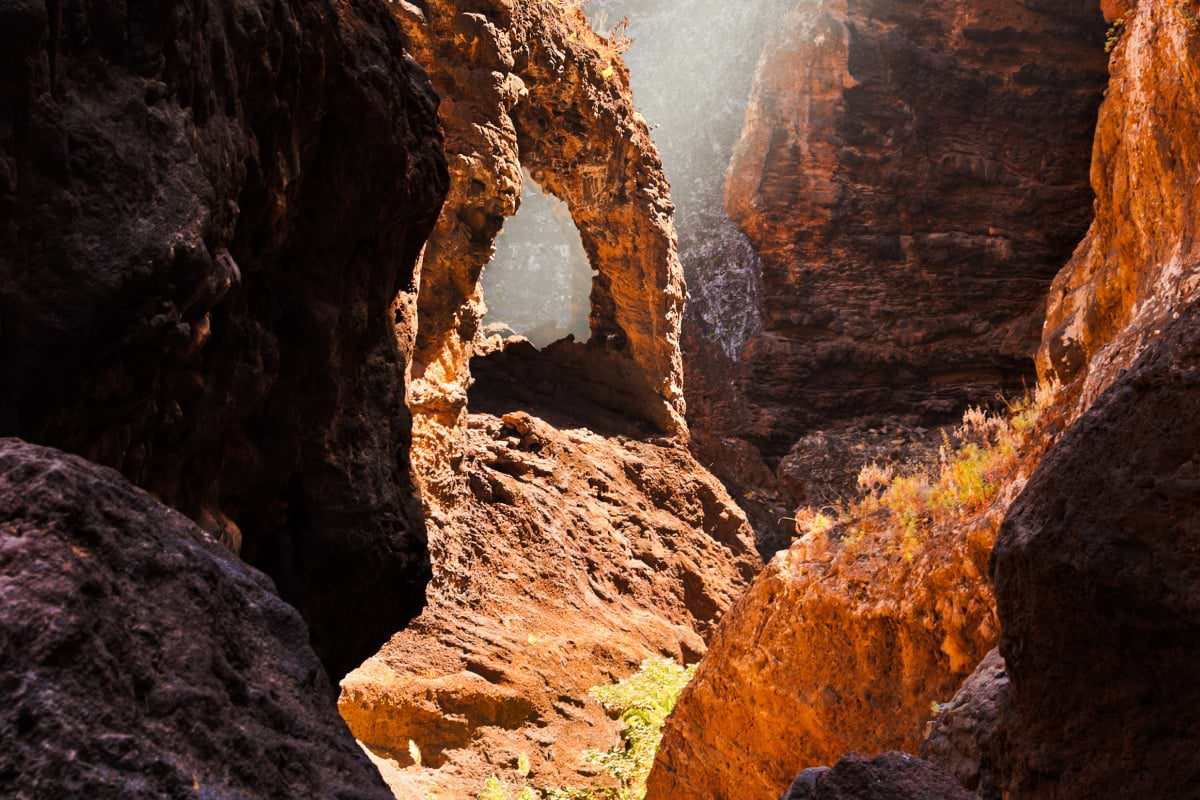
<box><xmin>0</xmin><ymin>439</ymin><xmax>390</xmax><ymax>800</ymax></box>
<box><xmin>692</xmin><ymin>0</ymin><xmax>1108</xmax><ymax>535</ymax></box>
<box><xmin>0</xmin><ymin>0</ymin><xmax>448</xmax><ymax>679</ymax></box>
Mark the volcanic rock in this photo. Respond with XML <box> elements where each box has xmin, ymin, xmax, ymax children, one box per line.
<box><xmin>0</xmin><ymin>0</ymin><xmax>448</xmax><ymax>680</ymax></box>
<box><xmin>781</xmin><ymin>753</ymin><xmax>973</xmax><ymax>800</ymax></box>
<box><xmin>990</xmin><ymin>298</ymin><xmax>1200</xmax><ymax>798</ymax></box>
<box><xmin>0</xmin><ymin>439</ymin><xmax>390</xmax><ymax>800</ymax></box>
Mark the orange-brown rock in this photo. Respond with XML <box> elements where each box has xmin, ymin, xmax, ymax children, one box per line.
<box><xmin>336</xmin><ymin>3</ymin><xmax>761</xmax><ymax>797</ymax></box>
<box><xmin>0</xmin><ymin>0</ymin><xmax>447</xmax><ymax>681</ymax></box>
<box><xmin>1038</xmin><ymin>0</ymin><xmax>1200</xmax><ymax>417</ymax></box>
<box><xmin>399</xmin><ymin>0</ymin><xmax>687</xmax><ymax>497</ymax></box>
<box><xmin>689</xmin><ymin>0</ymin><xmax>1108</xmax><ymax>534</ymax></box>
<box><xmin>340</xmin><ymin>394</ymin><xmax>758</xmax><ymax>797</ymax></box>
<box><xmin>646</xmin><ymin>501</ymin><xmax>1005</xmax><ymax>800</ymax></box>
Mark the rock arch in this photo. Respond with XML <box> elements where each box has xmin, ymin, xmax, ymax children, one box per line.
<box><xmin>395</xmin><ymin>0</ymin><xmax>686</xmax><ymax>495</ymax></box>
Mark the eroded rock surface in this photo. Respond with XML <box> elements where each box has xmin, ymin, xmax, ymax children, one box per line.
<box><xmin>400</xmin><ymin>0</ymin><xmax>687</xmax><ymax>494</ymax></box>
<box><xmin>920</xmin><ymin>648</ymin><xmax>1007</xmax><ymax>799</ymax></box>
<box><xmin>0</xmin><ymin>439</ymin><xmax>390</xmax><ymax>800</ymax></box>
<box><xmin>1039</xmin><ymin>0</ymin><xmax>1200</xmax><ymax>415</ymax></box>
<box><xmin>691</xmin><ymin>0</ymin><xmax>1108</xmax><ymax>537</ymax></box>
<box><xmin>990</xmin><ymin>300</ymin><xmax>1200</xmax><ymax>799</ymax></box>
<box><xmin>782</xmin><ymin>753</ymin><xmax>973</xmax><ymax>800</ymax></box>
<box><xmin>331</xmin><ymin>5</ymin><xmax>760</xmax><ymax>796</ymax></box>
<box><xmin>647</xmin><ymin>508</ymin><xmax>1001</xmax><ymax>800</ymax></box>
<box><xmin>340</xmin><ymin>399</ymin><xmax>758</xmax><ymax>797</ymax></box>
<box><xmin>0</xmin><ymin>0</ymin><xmax>448</xmax><ymax>679</ymax></box>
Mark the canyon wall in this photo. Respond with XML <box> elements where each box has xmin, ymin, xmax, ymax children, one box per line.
<box><xmin>0</xmin><ymin>439</ymin><xmax>392</xmax><ymax>799</ymax></box>
<box><xmin>1038</xmin><ymin>0</ymin><xmax>1200</xmax><ymax>415</ymax></box>
<box><xmin>653</xmin><ymin>2</ymin><xmax>1200</xmax><ymax>798</ymax></box>
<box><xmin>693</xmin><ymin>0</ymin><xmax>1107</xmax><ymax>534</ymax></box>
<box><xmin>646</xmin><ymin>0</ymin><xmax>1111</xmax><ymax>797</ymax></box>
<box><xmin>336</xmin><ymin>2</ymin><xmax>762</xmax><ymax>797</ymax></box>
<box><xmin>931</xmin><ymin>5</ymin><xmax>1200</xmax><ymax>798</ymax></box>
<box><xmin>0</xmin><ymin>0</ymin><xmax>448</xmax><ymax>680</ymax></box>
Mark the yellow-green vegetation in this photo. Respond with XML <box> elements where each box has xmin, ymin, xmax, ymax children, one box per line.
<box><xmin>477</xmin><ymin>658</ymin><xmax>696</xmax><ymax>800</ymax></box>
<box><xmin>795</xmin><ymin>385</ymin><xmax>1057</xmax><ymax>560</ymax></box>
<box><xmin>1105</xmin><ymin>17</ymin><xmax>1125</xmax><ymax>53</ymax></box>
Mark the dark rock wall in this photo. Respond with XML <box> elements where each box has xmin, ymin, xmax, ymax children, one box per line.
<box><xmin>697</xmin><ymin>0</ymin><xmax>1107</xmax><ymax>529</ymax></box>
<box><xmin>990</xmin><ymin>300</ymin><xmax>1200</xmax><ymax>799</ymax></box>
<box><xmin>0</xmin><ymin>439</ymin><xmax>392</xmax><ymax>800</ymax></box>
<box><xmin>0</xmin><ymin>0</ymin><xmax>448</xmax><ymax>679</ymax></box>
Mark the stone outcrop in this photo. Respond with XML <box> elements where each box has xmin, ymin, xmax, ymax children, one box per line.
<box><xmin>340</xmin><ymin>400</ymin><xmax>758</xmax><ymax>798</ymax></box>
<box><xmin>1038</xmin><ymin>0</ymin><xmax>1200</xmax><ymax>416</ymax></box>
<box><xmin>989</xmin><ymin>299</ymin><xmax>1200</xmax><ymax>798</ymax></box>
<box><xmin>692</xmin><ymin>0</ymin><xmax>1108</xmax><ymax>531</ymax></box>
<box><xmin>646</xmin><ymin>502</ymin><xmax>1001</xmax><ymax>800</ymax></box>
<box><xmin>400</xmin><ymin>0</ymin><xmax>687</xmax><ymax>496</ymax></box>
<box><xmin>781</xmin><ymin>753</ymin><xmax>973</xmax><ymax>800</ymax></box>
<box><xmin>920</xmin><ymin>648</ymin><xmax>1007</xmax><ymax>799</ymax></box>
<box><xmin>0</xmin><ymin>0</ymin><xmax>448</xmax><ymax>680</ymax></box>
<box><xmin>332</xmin><ymin>3</ymin><xmax>761</xmax><ymax>797</ymax></box>
<box><xmin>0</xmin><ymin>439</ymin><xmax>390</xmax><ymax>800</ymax></box>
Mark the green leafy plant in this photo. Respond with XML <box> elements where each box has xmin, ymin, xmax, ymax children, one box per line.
<box><xmin>476</xmin><ymin>658</ymin><xmax>695</xmax><ymax>800</ymax></box>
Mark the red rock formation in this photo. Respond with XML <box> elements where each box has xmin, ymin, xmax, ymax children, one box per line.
<box><xmin>646</xmin><ymin>501</ymin><xmax>1002</xmax><ymax>800</ymax></box>
<box><xmin>400</xmin><ymin>0</ymin><xmax>686</xmax><ymax>494</ymax></box>
<box><xmin>340</xmin><ymin>404</ymin><xmax>759</xmax><ymax>797</ymax></box>
<box><xmin>1039</xmin><ymin>0</ymin><xmax>1200</xmax><ymax>415</ymax></box>
<box><xmin>691</xmin><ymin>0</ymin><xmax>1108</xmax><ymax>524</ymax></box>
<box><xmin>0</xmin><ymin>439</ymin><xmax>391</xmax><ymax>800</ymax></box>
<box><xmin>990</xmin><ymin>298</ymin><xmax>1200</xmax><ymax>798</ymax></box>
<box><xmin>0</xmin><ymin>0</ymin><xmax>448</xmax><ymax>680</ymax></box>
<box><xmin>333</xmin><ymin>3</ymin><xmax>760</xmax><ymax>796</ymax></box>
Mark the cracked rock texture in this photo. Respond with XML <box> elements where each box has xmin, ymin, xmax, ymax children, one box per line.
<box><xmin>920</xmin><ymin>648</ymin><xmax>1007</xmax><ymax>799</ymax></box>
<box><xmin>690</xmin><ymin>0</ymin><xmax>1107</xmax><ymax>543</ymax></box>
<box><xmin>781</xmin><ymin>753</ymin><xmax>973</xmax><ymax>800</ymax></box>
<box><xmin>1038</xmin><ymin>0</ymin><xmax>1200</xmax><ymax>416</ymax></box>
<box><xmin>0</xmin><ymin>0</ymin><xmax>448</xmax><ymax>680</ymax></box>
<box><xmin>990</xmin><ymin>297</ymin><xmax>1200</xmax><ymax>798</ymax></box>
<box><xmin>0</xmin><ymin>439</ymin><xmax>391</xmax><ymax>800</ymax></box>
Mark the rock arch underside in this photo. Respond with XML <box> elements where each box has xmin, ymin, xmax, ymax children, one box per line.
<box><xmin>4</xmin><ymin>0</ymin><xmax>1200</xmax><ymax>799</ymax></box>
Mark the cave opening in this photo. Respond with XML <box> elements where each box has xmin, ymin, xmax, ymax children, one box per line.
<box><xmin>480</xmin><ymin>172</ymin><xmax>596</xmax><ymax>349</ymax></box>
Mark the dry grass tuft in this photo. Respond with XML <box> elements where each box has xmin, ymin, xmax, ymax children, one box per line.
<box><xmin>795</xmin><ymin>383</ymin><xmax>1061</xmax><ymax>562</ymax></box>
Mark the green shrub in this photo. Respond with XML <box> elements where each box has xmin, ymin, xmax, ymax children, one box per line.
<box><xmin>477</xmin><ymin>658</ymin><xmax>695</xmax><ymax>800</ymax></box>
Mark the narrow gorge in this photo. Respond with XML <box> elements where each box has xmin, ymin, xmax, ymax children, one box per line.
<box><xmin>1</xmin><ymin>0</ymin><xmax>1198</xmax><ymax>799</ymax></box>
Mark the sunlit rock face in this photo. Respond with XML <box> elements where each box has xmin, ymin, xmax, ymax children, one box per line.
<box><xmin>0</xmin><ymin>0</ymin><xmax>447</xmax><ymax>681</ymax></box>
<box><xmin>692</xmin><ymin>0</ymin><xmax>1109</xmax><ymax>543</ymax></box>
<box><xmin>1039</xmin><ymin>0</ymin><xmax>1200</xmax><ymax>418</ymax></box>
<box><xmin>338</xmin><ymin>3</ymin><xmax>761</xmax><ymax>797</ymax></box>
<box><xmin>645</xmin><ymin>0</ymin><xmax>1112</xmax><ymax>796</ymax></box>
